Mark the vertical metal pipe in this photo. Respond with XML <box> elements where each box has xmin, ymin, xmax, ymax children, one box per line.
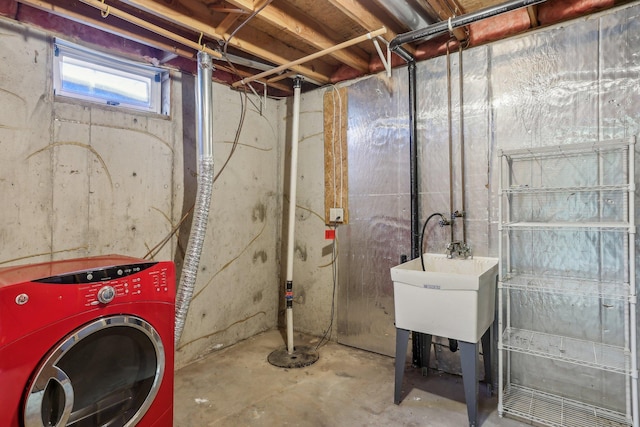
<box><xmin>407</xmin><ymin>60</ymin><xmax>424</xmax><ymax>366</ymax></box>
<box><xmin>285</xmin><ymin>77</ymin><xmax>303</xmax><ymax>354</ymax></box>
<box><xmin>458</xmin><ymin>45</ymin><xmax>467</xmax><ymax>243</ymax></box>
<box><xmin>409</xmin><ymin>61</ymin><xmax>420</xmax><ymax>261</ymax></box>
<box><xmin>446</xmin><ymin>42</ymin><xmax>454</xmax><ymax>243</ymax></box>
<box><xmin>175</xmin><ymin>51</ymin><xmax>215</xmax><ymax>345</ymax></box>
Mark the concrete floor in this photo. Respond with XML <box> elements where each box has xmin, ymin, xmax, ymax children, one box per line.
<box><xmin>174</xmin><ymin>330</ymin><xmax>529</xmax><ymax>427</ymax></box>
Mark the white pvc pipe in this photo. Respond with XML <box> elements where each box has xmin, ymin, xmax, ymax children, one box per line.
<box><xmin>497</xmin><ymin>150</ymin><xmax>504</xmax><ymax>416</ymax></box>
<box><xmin>628</xmin><ymin>137</ymin><xmax>638</xmax><ymax>427</ymax></box>
<box><xmin>285</xmin><ymin>77</ymin><xmax>302</xmax><ymax>354</ymax></box>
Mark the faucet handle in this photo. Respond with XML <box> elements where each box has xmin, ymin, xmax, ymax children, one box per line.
<box><xmin>459</xmin><ymin>242</ymin><xmax>472</xmax><ymax>259</ymax></box>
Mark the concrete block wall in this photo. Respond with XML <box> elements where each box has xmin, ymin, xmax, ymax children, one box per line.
<box><xmin>175</xmin><ymin>90</ymin><xmax>283</xmax><ymax>367</ymax></box>
<box><xmin>0</xmin><ymin>17</ymin><xmax>283</xmax><ymax>368</ymax></box>
<box><xmin>0</xmin><ymin>19</ymin><xmax>179</xmax><ymax>264</ymax></box>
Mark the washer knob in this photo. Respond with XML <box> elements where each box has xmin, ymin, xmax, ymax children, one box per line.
<box><xmin>97</xmin><ymin>286</ymin><xmax>116</xmax><ymax>304</ymax></box>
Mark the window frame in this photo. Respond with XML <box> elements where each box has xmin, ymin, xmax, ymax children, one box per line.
<box><xmin>53</xmin><ymin>39</ymin><xmax>169</xmax><ymax>115</ymax></box>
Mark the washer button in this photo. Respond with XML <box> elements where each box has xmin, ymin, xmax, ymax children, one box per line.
<box><xmin>15</xmin><ymin>293</ymin><xmax>29</xmax><ymax>305</ymax></box>
<box><xmin>97</xmin><ymin>286</ymin><xmax>116</xmax><ymax>304</ymax></box>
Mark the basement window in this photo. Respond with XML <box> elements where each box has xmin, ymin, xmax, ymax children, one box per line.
<box><xmin>53</xmin><ymin>39</ymin><xmax>169</xmax><ymax>115</ymax></box>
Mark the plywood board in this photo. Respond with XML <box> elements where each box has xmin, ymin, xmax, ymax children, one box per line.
<box><xmin>323</xmin><ymin>87</ymin><xmax>348</xmax><ymax>225</ymax></box>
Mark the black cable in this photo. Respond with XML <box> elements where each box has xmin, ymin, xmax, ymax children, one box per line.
<box><xmin>419</xmin><ymin>212</ymin><xmax>446</xmax><ymax>271</ymax></box>
<box><xmin>316</xmin><ymin>224</ymin><xmax>338</xmax><ymax>350</ymax></box>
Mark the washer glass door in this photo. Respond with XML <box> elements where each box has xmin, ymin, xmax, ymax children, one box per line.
<box><xmin>24</xmin><ymin>315</ymin><xmax>165</xmax><ymax>427</ymax></box>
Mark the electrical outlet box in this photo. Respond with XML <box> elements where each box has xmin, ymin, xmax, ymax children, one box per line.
<box><xmin>329</xmin><ymin>208</ymin><xmax>344</xmax><ymax>223</ymax></box>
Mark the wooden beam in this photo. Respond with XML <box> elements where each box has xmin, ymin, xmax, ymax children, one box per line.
<box><xmin>267</xmin><ymin>71</ymin><xmax>297</xmax><ymax>84</ymax></box>
<box><xmin>216</xmin><ymin>12</ymin><xmax>241</xmax><ymax>34</ymax></box>
<box><xmin>56</xmin><ymin>0</ymin><xmax>224</xmax><ymax>59</ymax></box>
<box><xmin>425</xmin><ymin>0</ymin><xmax>468</xmax><ymax>41</ymax></box>
<box><xmin>225</xmin><ymin>0</ymin><xmax>371</xmax><ymax>72</ymax></box>
<box><xmin>156</xmin><ymin>0</ymin><xmax>214</xmax><ymax>23</ymax></box>
<box><xmin>16</xmin><ymin>0</ymin><xmax>293</xmax><ymax>93</ymax></box>
<box><xmin>527</xmin><ymin>5</ymin><xmax>540</xmax><ymax>27</ymax></box>
<box><xmin>118</xmin><ymin>0</ymin><xmax>332</xmax><ymax>83</ymax></box>
<box><xmin>327</xmin><ymin>0</ymin><xmax>416</xmax><ymax>55</ymax></box>
<box><xmin>232</xmin><ymin>27</ymin><xmax>386</xmax><ymax>88</ymax></box>
<box><xmin>17</xmin><ymin>0</ymin><xmax>194</xmax><ymax>57</ymax></box>
<box><xmin>323</xmin><ymin>87</ymin><xmax>348</xmax><ymax>225</ymax></box>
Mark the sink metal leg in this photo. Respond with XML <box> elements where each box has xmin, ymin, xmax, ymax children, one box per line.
<box><xmin>394</xmin><ymin>328</ymin><xmax>410</xmax><ymax>404</ymax></box>
<box><xmin>459</xmin><ymin>340</ymin><xmax>479</xmax><ymax>427</ymax></box>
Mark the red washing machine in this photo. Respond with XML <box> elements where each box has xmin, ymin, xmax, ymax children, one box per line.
<box><xmin>0</xmin><ymin>254</ymin><xmax>175</xmax><ymax>427</ymax></box>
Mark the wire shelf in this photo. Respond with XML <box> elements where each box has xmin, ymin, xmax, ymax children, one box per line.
<box><xmin>502</xmin><ymin>384</ymin><xmax>632</xmax><ymax>427</ymax></box>
<box><xmin>500</xmin><ymin>274</ymin><xmax>630</xmax><ymax>300</ymax></box>
<box><xmin>503</xmin><ymin>184</ymin><xmax>629</xmax><ymax>194</ymax></box>
<box><xmin>498</xmin><ymin>138</ymin><xmax>634</xmax><ymax>159</ymax></box>
<box><xmin>501</xmin><ymin>328</ymin><xmax>630</xmax><ymax>374</ymax></box>
<box><xmin>502</xmin><ymin>221</ymin><xmax>629</xmax><ymax>230</ymax></box>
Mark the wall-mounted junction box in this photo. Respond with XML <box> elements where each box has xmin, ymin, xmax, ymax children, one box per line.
<box><xmin>329</xmin><ymin>208</ymin><xmax>344</xmax><ymax>223</ymax></box>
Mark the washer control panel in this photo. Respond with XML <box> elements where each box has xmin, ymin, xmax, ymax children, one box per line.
<box><xmin>32</xmin><ymin>261</ymin><xmax>173</xmax><ymax>307</ymax></box>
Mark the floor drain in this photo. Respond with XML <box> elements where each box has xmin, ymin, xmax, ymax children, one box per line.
<box><xmin>268</xmin><ymin>345</ymin><xmax>319</xmax><ymax>368</ymax></box>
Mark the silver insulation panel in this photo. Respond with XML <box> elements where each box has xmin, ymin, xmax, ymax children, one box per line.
<box><xmin>337</xmin><ymin>74</ymin><xmax>411</xmax><ymax>355</ymax></box>
<box><xmin>337</xmin><ymin>2</ymin><xmax>640</xmax><ymax>403</ymax></box>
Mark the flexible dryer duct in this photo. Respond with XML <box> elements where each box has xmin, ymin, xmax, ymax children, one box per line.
<box><xmin>175</xmin><ymin>51</ymin><xmax>214</xmax><ymax>345</ymax></box>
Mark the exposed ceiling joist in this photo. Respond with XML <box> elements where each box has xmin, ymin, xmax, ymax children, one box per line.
<box><xmin>527</xmin><ymin>5</ymin><xmax>540</xmax><ymax>26</ymax></box>
<box><xmin>16</xmin><ymin>0</ymin><xmax>294</xmax><ymax>93</ymax></box>
<box><xmin>225</xmin><ymin>0</ymin><xmax>371</xmax><ymax>72</ymax></box>
<box><xmin>5</xmin><ymin>0</ymin><xmax>623</xmax><ymax>95</ymax></box>
<box><xmin>326</xmin><ymin>0</ymin><xmax>417</xmax><ymax>56</ymax></box>
<box><xmin>118</xmin><ymin>0</ymin><xmax>332</xmax><ymax>83</ymax></box>
<box><xmin>17</xmin><ymin>0</ymin><xmax>195</xmax><ymax>58</ymax></box>
<box><xmin>232</xmin><ymin>27</ymin><xmax>386</xmax><ymax>88</ymax></box>
<box><xmin>215</xmin><ymin>11</ymin><xmax>242</xmax><ymax>34</ymax></box>
<box><xmin>426</xmin><ymin>0</ymin><xmax>468</xmax><ymax>41</ymax></box>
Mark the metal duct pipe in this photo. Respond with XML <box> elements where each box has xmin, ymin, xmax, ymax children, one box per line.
<box><xmin>175</xmin><ymin>51</ymin><xmax>215</xmax><ymax>345</ymax></box>
<box><xmin>377</xmin><ymin>0</ymin><xmax>438</xmax><ymax>30</ymax></box>
<box><xmin>390</xmin><ymin>0</ymin><xmax>547</xmax><ymax>50</ymax></box>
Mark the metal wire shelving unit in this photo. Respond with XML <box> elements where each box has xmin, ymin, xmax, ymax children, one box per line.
<box><xmin>497</xmin><ymin>138</ymin><xmax>638</xmax><ymax>427</ymax></box>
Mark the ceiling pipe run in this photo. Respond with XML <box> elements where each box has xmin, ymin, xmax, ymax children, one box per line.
<box><xmin>390</xmin><ymin>0</ymin><xmax>548</xmax><ymax>50</ymax></box>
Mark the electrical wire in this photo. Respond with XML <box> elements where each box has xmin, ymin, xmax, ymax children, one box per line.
<box><xmin>221</xmin><ymin>0</ymin><xmax>273</xmax><ymax>91</ymax></box>
<box><xmin>316</xmin><ymin>224</ymin><xmax>339</xmax><ymax>350</ymax></box>
<box><xmin>143</xmin><ymin>2</ymin><xmax>267</xmax><ymax>260</ymax></box>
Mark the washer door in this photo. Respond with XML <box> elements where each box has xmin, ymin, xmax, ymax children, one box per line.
<box><xmin>24</xmin><ymin>315</ymin><xmax>165</xmax><ymax>427</ymax></box>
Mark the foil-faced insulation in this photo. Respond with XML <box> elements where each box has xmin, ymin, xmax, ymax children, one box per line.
<box><xmin>337</xmin><ymin>2</ymin><xmax>640</xmax><ymax>398</ymax></box>
<box><xmin>337</xmin><ymin>73</ymin><xmax>411</xmax><ymax>356</ymax></box>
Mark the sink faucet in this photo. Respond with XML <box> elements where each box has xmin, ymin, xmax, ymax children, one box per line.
<box><xmin>446</xmin><ymin>241</ymin><xmax>472</xmax><ymax>259</ymax></box>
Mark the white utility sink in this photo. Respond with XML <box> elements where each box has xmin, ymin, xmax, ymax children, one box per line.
<box><xmin>390</xmin><ymin>253</ymin><xmax>498</xmax><ymax>343</ymax></box>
